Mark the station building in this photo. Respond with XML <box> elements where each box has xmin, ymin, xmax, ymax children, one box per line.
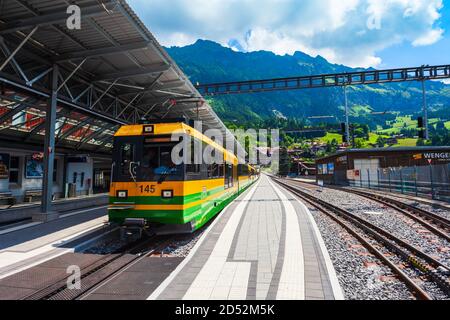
<box><xmin>0</xmin><ymin>148</ymin><xmax>111</xmax><ymax>203</ymax></box>
<box><xmin>315</xmin><ymin>147</ymin><xmax>450</xmax><ymax>200</ymax></box>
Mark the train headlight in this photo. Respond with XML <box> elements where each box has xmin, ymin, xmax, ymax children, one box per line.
<box><xmin>117</xmin><ymin>190</ymin><xmax>128</xmax><ymax>199</ymax></box>
<box><xmin>162</xmin><ymin>190</ymin><xmax>174</xmax><ymax>199</ymax></box>
<box><xmin>143</xmin><ymin>125</ymin><xmax>154</xmax><ymax>134</ymax></box>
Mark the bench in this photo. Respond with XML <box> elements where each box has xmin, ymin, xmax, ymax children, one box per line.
<box><xmin>24</xmin><ymin>189</ymin><xmax>43</xmax><ymax>203</ymax></box>
<box><xmin>0</xmin><ymin>192</ymin><xmax>16</xmax><ymax>206</ymax></box>
<box><xmin>24</xmin><ymin>189</ymin><xmax>56</xmax><ymax>203</ymax></box>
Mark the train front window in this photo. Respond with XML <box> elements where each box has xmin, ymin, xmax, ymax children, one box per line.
<box><xmin>142</xmin><ymin>146</ymin><xmax>159</xmax><ymax>171</ymax></box>
<box><xmin>141</xmin><ymin>144</ymin><xmax>183</xmax><ymax>181</ymax></box>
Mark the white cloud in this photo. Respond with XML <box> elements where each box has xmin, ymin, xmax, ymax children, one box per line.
<box><xmin>412</xmin><ymin>28</ymin><xmax>444</xmax><ymax>46</ymax></box>
<box><xmin>128</xmin><ymin>0</ymin><xmax>444</xmax><ymax>68</ymax></box>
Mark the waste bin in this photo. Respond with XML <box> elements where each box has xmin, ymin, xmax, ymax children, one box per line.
<box><xmin>68</xmin><ymin>183</ymin><xmax>77</xmax><ymax>198</ymax></box>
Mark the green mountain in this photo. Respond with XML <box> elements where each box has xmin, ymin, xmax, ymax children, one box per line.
<box><xmin>166</xmin><ymin>40</ymin><xmax>450</xmax><ymax>127</ymax></box>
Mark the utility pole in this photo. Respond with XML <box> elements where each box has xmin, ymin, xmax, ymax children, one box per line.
<box><xmin>344</xmin><ymin>85</ymin><xmax>351</xmax><ymax>146</ymax></box>
<box><xmin>421</xmin><ymin>79</ymin><xmax>429</xmax><ymax>140</ymax></box>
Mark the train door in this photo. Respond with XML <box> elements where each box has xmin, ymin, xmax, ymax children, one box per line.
<box><xmin>225</xmin><ymin>163</ymin><xmax>234</xmax><ymax>189</ymax></box>
<box><xmin>113</xmin><ymin>137</ymin><xmax>142</xmax><ymax>196</ymax></box>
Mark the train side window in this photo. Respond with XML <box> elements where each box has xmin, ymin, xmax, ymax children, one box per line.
<box><xmin>209</xmin><ymin>163</ymin><xmax>222</xmax><ymax>179</ymax></box>
<box><xmin>207</xmin><ymin>164</ymin><xmax>214</xmax><ymax>178</ymax></box>
<box><xmin>187</xmin><ymin>138</ymin><xmax>201</xmax><ymax>174</ymax></box>
<box><xmin>220</xmin><ymin>164</ymin><xmax>225</xmax><ymax>178</ymax></box>
<box><xmin>225</xmin><ymin>164</ymin><xmax>234</xmax><ymax>188</ymax></box>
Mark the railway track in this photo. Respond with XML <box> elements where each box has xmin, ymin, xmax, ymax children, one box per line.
<box><xmin>287</xmin><ymin>178</ymin><xmax>450</xmax><ymax>242</ymax></box>
<box><xmin>344</xmin><ymin>188</ymin><xmax>450</xmax><ymax>240</ymax></box>
<box><xmin>271</xmin><ymin>177</ymin><xmax>450</xmax><ymax>300</ymax></box>
<box><xmin>21</xmin><ymin>234</ymin><xmax>173</xmax><ymax>301</ymax></box>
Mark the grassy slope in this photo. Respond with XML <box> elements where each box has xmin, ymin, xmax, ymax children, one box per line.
<box><xmin>379</xmin><ymin>116</ymin><xmax>440</xmax><ymax>134</ymax></box>
<box><xmin>393</xmin><ymin>138</ymin><xmax>418</xmax><ymax>147</ymax></box>
<box><xmin>319</xmin><ymin>131</ymin><xmax>415</xmax><ymax>148</ymax></box>
<box><xmin>320</xmin><ymin>133</ymin><xmax>343</xmax><ymax>144</ymax></box>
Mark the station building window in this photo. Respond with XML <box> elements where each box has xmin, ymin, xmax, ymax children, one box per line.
<box><xmin>53</xmin><ymin>159</ymin><xmax>58</xmax><ymax>183</ymax></box>
<box><xmin>80</xmin><ymin>172</ymin><xmax>85</xmax><ymax>188</ymax></box>
<box><xmin>9</xmin><ymin>156</ymin><xmax>20</xmax><ymax>185</ymax></box>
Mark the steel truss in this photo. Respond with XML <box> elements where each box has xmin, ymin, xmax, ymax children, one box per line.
<box><xmin>195</xmin><ymin>65</ymin><xmax>450</xmax><ymax>95</ymax></box>
<box><xmin>0</xmin><ymin>0</ymin><xmax>201</xmax><ymax>148</ymax></box>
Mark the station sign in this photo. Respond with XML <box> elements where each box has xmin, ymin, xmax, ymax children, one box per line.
<box><xmin>31</xmin><ymin>152</ymin><xmax>44</xmax><ymax>161</ymax></box>
<box><xmin>336</xmin><ymin>155</ymin><xmax>348</xmax><ymax>164</ymax></box>
<box><xmin>347</xmin><ymin>169</ymin><xmax>360</xmax><ymax>180</ymax></box>
<box><xmin>413</xmin><ymin>152</ymin><xmax>450</xmax><ymax>163</ymax></box>
<box><xmin>347</xmin><ymin>170</ymin><xmax>354</xmax><ymax>179</ymax></box>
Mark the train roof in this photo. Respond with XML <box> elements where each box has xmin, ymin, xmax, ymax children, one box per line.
<box><xmin>115</xmin><ymin>122</ymin><xmax>238</xmax><ymax>163</ymax></box>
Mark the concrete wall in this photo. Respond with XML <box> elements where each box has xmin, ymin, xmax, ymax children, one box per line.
<box><xmin>66</xmin><ymin>158</ymin><xmax>94</xmax><ymax>196</ymax></box>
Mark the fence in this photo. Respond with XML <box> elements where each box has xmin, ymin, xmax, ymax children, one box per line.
<box><xmin>348</xmin><ymin>164</ymin><xmax>450</xmax><ymax>203</ymax></box>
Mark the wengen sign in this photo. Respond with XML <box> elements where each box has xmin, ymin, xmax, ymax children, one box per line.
<box><xmin>423</xmin><ymin>152</ymin><xmax>450</xmax><ymax>160</ymax></box>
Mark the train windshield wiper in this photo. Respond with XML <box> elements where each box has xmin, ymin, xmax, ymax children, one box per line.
<box><xmin>157</xmin><ymin>166</ymin><xmax>177</xmax><ymax>184</ymax></box>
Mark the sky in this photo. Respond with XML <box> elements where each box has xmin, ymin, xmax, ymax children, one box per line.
<box><xmin>128</xmin><ymin>0</ymin><xmax>449</xmax><ymax>70</ymax></box>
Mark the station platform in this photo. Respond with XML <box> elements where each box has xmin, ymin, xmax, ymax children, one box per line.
<box><xmin>0</xmin><ymin>205</ymin><xmax>109</xmax><ymax>280</ymax></box>
<box><xmin>0</xmin><ymin>193</ymin><xmax>109</xmax><ymax>224</ymax></box>
<box><xmin>148</xmin><ymin>175</ymin><xmax>344</xmax><ymax>300</ymax></box>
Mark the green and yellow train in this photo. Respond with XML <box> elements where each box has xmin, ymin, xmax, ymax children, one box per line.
<box><xmin>108</xmin><ymin>119</ymin><xmax>259</xmax><ymax>233</ymax></box>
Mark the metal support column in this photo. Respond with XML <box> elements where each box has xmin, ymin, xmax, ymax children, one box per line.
<box><xmin>344</xmin><ymin>85</ymin><xmax>350</xmax><ymax>146</ymax></box>
<box><xmin>34</xmin><ymin>65</ymin><xmax>59</xmax><ymax>221</ymax></box>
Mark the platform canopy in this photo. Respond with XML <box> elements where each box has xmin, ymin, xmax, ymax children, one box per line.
<box><xmin>0</xmin><ymin>0</ymin><xmax>235</xmax><ymax>155</ymax></box>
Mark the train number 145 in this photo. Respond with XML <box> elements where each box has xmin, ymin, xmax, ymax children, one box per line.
<box><xmin>140</xmin><ymin>185</ymin><xmax>156</xmax><ymax>194</ymax></box>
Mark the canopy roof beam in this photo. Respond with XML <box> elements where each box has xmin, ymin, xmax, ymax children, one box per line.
<box><xmin>54</xmin><ymin>42</ymin><xmax>152</xmax><ymax>63</ymax></box>
<box><xmin>0</xmin><ymin>1</ymin><xmax>120</xmax><ymax>34</ymax></box>
<box><xmin>93</xmin><ymin>64</ymin><xmax>171</xmax><ymax>82</ymax></box>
